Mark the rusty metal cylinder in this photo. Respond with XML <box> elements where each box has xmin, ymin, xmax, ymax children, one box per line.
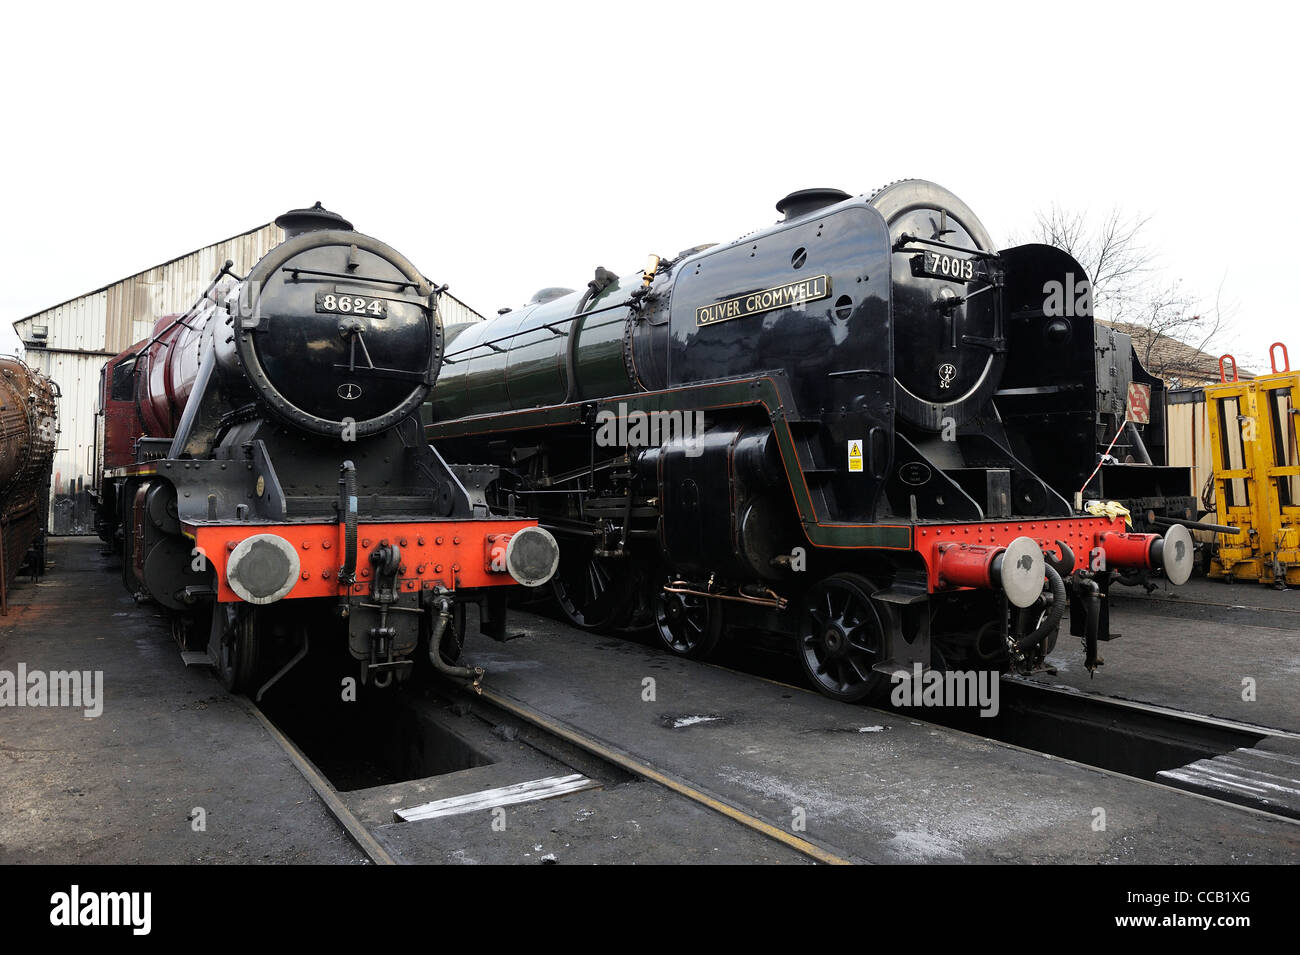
<box><xmin>0</xmin><ymin>358</ymin><xmax>57</xmax><ymax>498</ymax></box>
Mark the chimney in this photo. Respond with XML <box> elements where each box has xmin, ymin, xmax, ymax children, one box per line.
<box><xmin>775</xmin><ymin>188</ymin><xmax>851</xmax><ymax>221</ymax></box>
<box><xmin>274</xmin><ymin>201</ymin><xmax>354</xmax><ymax>238</ymax></box>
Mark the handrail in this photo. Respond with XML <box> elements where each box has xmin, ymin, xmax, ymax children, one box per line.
<box><xmin>1270</xmin><ymin>341</ymin><xmax>1290</xmax><ymax>374</ymax></box>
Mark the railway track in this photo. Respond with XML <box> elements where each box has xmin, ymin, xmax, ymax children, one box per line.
<box><xmin>1111</xmin><ymin>595</ymin><xmax>1300</xmax><ymax>615</ymax></box>
<box><xmin>249</xmin><ymin>646</ymin><xmax>1300</xmax><ymax>867</ymax></box>
<box><xmin>250</xmin><ymin>679</ymin><xmax>841</xmax><ymax>865</ymax></box>
<box><xmin>243</xmin><ymin>698</ymin><xmax>397</xmax><ymax>865</ymax></box>
<box><xmin>948</xmin><ymin>679</ymin><xmax>1300</xmax><ymax>821</ymax></box>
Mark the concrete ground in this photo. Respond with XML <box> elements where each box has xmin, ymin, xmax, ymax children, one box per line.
<box><xmin>464</xmin><ymin>612</ymin><xmax>1300</xmax><ymax>864</ymax></box>
<box><xmin>0</xmin><ymin>538</ymin><xmax>808</xmax><ymax>865</ymax></box>
<box><xmin>343</xmin><ymin>697</ymin><xmax>809</xmax><ymax>864</ymax></box>
<box><xmin>0</xmin><ymin>538</ymin><xmax>360</xmax><ymax>863</ymax></box>
<box><xmin>1030</xmin><ymin>576</ymin><xmax>1300</xmax><ymax>732</ymax></box>
<box><xmin>7</xmin><ymin>539</ymin><xmax>1297</xmax><ymax>865</ymax></box>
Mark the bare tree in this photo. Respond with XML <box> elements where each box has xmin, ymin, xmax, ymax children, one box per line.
<box><xmin>1030</xmin><ymin>204</ymin><xmax>1152</xmax><ymax>322</ymax></box>
<box><xmin>1019</xmin><ymin>206</ymin><xmax>1236</xmax><ymax>383</ymax></box>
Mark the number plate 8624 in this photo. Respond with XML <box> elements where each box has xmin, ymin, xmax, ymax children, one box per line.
<box><xmin>316</xmin><ymin>292</ymin><xmax>387</xmax><ymax>317</ymax></box>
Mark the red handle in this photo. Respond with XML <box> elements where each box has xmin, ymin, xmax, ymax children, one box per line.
<box><xmin>1219</xmin><ymin>354</ymin><xmax>1239</xmax><ymax>383</ymax></box>
<box><xmin>1270</xmin><ymin>342</ymin><xmax>1290</xmax><ymax>374</ymax></box>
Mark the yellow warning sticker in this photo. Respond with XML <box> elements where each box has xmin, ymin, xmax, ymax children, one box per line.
<box><xmin>848</xmin><ymin>439</ymin><xmax>863</xmax><ymax>473</ymax></box>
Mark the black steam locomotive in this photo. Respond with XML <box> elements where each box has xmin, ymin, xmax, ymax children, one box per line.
<box><xmin>98</xmin><ymin>205</ymin><xmax>558</xmax><ymax>695</ymax></box>
<box><xmin>426</xmin><ymin>181</ymin><xmax>1194</xmax><ymax>702</ymax></box>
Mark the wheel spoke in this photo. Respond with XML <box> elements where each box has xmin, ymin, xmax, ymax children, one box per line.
<box><xmin>833</xmin><ymin>659</ymin><xmax>851</xmax><ymax>690</ymax></box>
<box><xmin>585</xmin><ymin>563</ymin><xmax>603</xmax><ymax>602</ymax></box>
<box><xmin>847</xmin><ymin>624</ymin><xmax>878</xmax><ymax>656</ymax></box>
<box><xmin>844</xmin><ymin>601</ymin><xmax>864</xmax><ymax>629</ymax></box>
<box><xmin>847</xmin><ymin>640</ymin><xmax>878</xmax><ymax>659</ymax></box>
<box><xmin>845</xmin><ymin>655</ymin><xmax>870</xmax><ymax>682</ymax></box>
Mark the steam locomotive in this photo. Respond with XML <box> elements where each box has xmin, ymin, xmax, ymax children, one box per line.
<box><xmin>426</xmin><ymin>181</ymin><xmax>1194</xmax><ymax>701</ymax></box>
<box><xmin>0</xmin><ymin>358</ymin><xmax>59</xmax><ymax>608</ymax></box>
<box><xmin>96</xmin><ymin>204</ymin><xmax>558</xmax><ymax>695</ymax></box>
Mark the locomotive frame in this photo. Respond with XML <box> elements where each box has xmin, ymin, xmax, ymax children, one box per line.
<box><xmin>426</xmin><ymin>181</ymin><xmax>1194</xmax><ymax>701</ymax></box>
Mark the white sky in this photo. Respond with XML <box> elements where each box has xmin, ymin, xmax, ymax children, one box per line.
<box><xmin>3</xmin><ymin>1</ymin><xmax>1295</xmax><ymax>371</ymax></box>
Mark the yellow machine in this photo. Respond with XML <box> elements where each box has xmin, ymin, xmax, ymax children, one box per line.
<box><xmin>1205</xmin><ymin>344</ymin><xmax>1300</xmax><ymax>586</ymax></box>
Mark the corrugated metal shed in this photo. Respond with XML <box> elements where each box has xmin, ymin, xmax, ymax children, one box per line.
<box><xmin>437</xmin><ymin>293</ymin><xmax>482</xmax><ymax>328</ymax></box>
<box><xmin>11</xmin><ymin>222</ymin><xmax>484</xmax><ymax>533</ymax></box>
<box><xmin>1166</xmin><ymin>388</ymin><xmax>1216</xmax><ymax>541</ymax></box>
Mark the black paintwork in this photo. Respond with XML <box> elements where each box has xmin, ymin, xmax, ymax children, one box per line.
<box><xmin>425</xmin><ymin>181</ymin><xmax>1190</xmax><ymax>595</ymax></box>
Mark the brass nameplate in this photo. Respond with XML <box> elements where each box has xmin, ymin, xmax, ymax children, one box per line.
<box><xmin>696</xmin><ymin>274</ymin><xmax>831</xmax><ymax>327</ymax></box>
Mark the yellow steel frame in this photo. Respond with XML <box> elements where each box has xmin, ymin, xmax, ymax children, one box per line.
<box><xmin>1205</xmin><ymin>349</ymin><xmax>1300</xmax><ymax>585</ymax></box>
<box><xmin>1251</xmin><ymin>369</ymin><xmax>1300</xmax><ymax>584</ymax></box>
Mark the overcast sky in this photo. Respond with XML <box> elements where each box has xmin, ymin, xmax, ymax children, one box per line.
<box><xmin>3</xmin><ymin>2</ymin><xmax>1294</xmax><ymax>370</ymax></box>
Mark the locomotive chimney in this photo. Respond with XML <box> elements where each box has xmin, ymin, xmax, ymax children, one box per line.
<box><xmin>775</xmin><ymin>188</ymin><xmax>851</xmax><ymax>221</ymax></box>
<box><xmin>274</xmin><ymin>201</ymin><xmax>354</xmax><ymax>238</ymax></box>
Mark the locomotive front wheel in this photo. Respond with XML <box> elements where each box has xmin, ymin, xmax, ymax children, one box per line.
<box><xmin>551</xmin><ymin>545</ymin><xmax>633</xmax><ymax>630</ymax></box>
<box><xmin>797</xmin><ymin>573</ymin><xmax>887</xmax><ymax>703</ymax></box>
<box><xmin>654</xmin><ymin>588</ymin><xmax>723</xmax><ymax>659</ymax></box>
<box><xmin>215</xmin><ymin>606</ymin><xmax>260</xmax><ymax>694</ymax></box>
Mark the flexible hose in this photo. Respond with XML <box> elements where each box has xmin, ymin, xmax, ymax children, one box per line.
<box><xmin>427</xmin><ymin>598</ymin><xmax>485</xmax><ymax>688</ymax></box>
<box><xmin>973</xmin><ymin>620</ymin><xmax>1002</xmax><ymax>661</ymax></box>
<box><xmin>1013</xmin><ymin>564</ymin><xmax>1067</xmax><ymax>654</ymax></box>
